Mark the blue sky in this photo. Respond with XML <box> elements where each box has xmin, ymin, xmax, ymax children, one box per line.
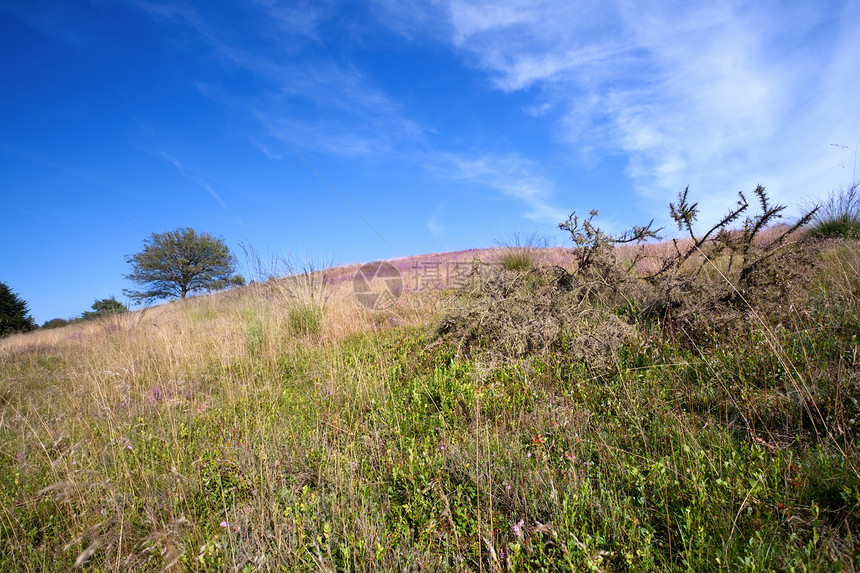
<box><xmin>2</xmin><ymin>0</ymin><xmax>858</xmax><ymax>324</ymax></box>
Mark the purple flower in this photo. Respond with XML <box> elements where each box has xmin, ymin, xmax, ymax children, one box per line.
<box><xmin>512</xmin><ymin>519</ymin><xmax>524</xmax><ymax>538</ymax></box>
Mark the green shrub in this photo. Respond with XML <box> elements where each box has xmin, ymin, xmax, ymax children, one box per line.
<box><xmin>494</xmin><ymin>232</ymin><xmax>549</xmax><ymax>272</ymax></box>
<box><xmin>81</xmin><ymin>297</ymin><xmax>128</xmax><ymax>320</ymax></box>
<box><xmin>809</xmin><ymin>181</ymin><xmax>860</xmax><ymax>239</ymax></box>
<box><xmin>41</xmin><ymin>318</ymin><xmax>70</xmax><ymax>329</ymax></box>
<box><xmin>288</xmin><ymin>303</ymin><xmax>323</xmax><ymax>335</ymax></box>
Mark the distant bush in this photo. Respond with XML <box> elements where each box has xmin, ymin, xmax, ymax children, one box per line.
<box><xmin>42</xmin><ymin>318</ymin><xmax>70</xmax><ymax>329</ymax></box>
<box><xmin>81</xmin><ymin>297</ymin><xmax>128</xmax><ymax>320</ymax></box>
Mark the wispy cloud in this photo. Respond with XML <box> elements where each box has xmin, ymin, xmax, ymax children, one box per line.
<box><xmin>131</xmin><ymin>0</ymin><xmax>425</xmax><ymax>160</ymax></box>
<box><xmin>254</xmin><ymin>141</ymin><xmax>282</xmax><ymax>160</ymax></box>
<box><xmin>426</xmin><ymin>201</ymin><xmax>447</xmax><ymax>236</ymax></box>
<box><xmin>161</xmin><ymin>153</ymin><xmax>229</xmax><ymax>210</ymax></box>
<box><xmin>129</xmin><ymin>0</ymin><xmax>860</xmax><ymax>230</ymax></box>
<box><xmin>428</xmin><ymin>151</ymin><xmax>569</xmax><ymax>227</ymax></box>
<box><xmin>394</xmin><ymin>0</ymin><xmax>860</xmax><ymax>225</ymax></box>
<box><xmin>259</xmin><ymin>61</ymin><xmax>426</xmax><ymax>158</ymax></box>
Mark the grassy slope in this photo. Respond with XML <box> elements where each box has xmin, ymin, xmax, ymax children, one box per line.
<box><xmin>1</xmin><ymin>240</ymin><xmax>859</xmax><ymax>572</ymax></box>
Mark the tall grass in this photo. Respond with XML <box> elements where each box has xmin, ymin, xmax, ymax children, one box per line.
<box><xmin>809</xmin><ymin>181</ymin><xmax>860</xmax><ymax>239</ymax></box>
<box><xmin>807</xmin><ymin>143</ymin><xmax>860</xmax><ymax>239</ymax></box>
<box><xmin>494</xmin><ymin>233</ymin><xmax>551</xmax><ymax>272</ymax></box>
<box><xmin>1</xmin><ymin>228</ymin><xmax>859</xmax><ymax>570</ymax></box>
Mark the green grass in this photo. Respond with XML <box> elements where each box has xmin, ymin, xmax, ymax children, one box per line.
<box><xmin>812</xmin><ymin>214</ymin><xmax>860</xmax><ymax>239</ymax></box>
<box><xmin>499</xmin><ymin>251</ymin><xmax>534</xmax><ymax>272</ymax></box>
<box><xmin>809</xmin><ymin>181</ymin><xmax>860</xmax><ymax>239</ymax></box>
<box><xmin>1</xmin><ymin>238</ymin><xmax>859</xmax><ymax>571</ymax></box>
<box><xmin>287</xmin><ymin>303</ymin><xmax>324</xmax><ymax>336</ymax></box>
<box><xmin>495</xmin><ymin>232</ymin><xmax>550</xmax><ymax>272</ymax></box>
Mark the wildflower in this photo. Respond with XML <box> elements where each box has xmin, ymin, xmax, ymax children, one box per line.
<box><xmin>220</xmin><ymin>521</ymin><xmax>227</xmax><ymax>528</ymax></box>
<box><xmin>512</xmin><ymin>519</ymin><xmax>524</xmax><ymax>538</ymax></box>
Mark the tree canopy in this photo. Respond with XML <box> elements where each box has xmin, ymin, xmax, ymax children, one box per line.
<box><xmin>123</xmin><ymin>228</ymin><xmax>245</xmax><ymax>303</ymax></box>
<box><xmin>0</xmin><ymin>281</ymin><xmax>36</xmax><ymax>336</ymax></box>
<box><xmin>81</xmin><ymin>297</ymin><xmax>128</xmax><ymax>320</ymax></box>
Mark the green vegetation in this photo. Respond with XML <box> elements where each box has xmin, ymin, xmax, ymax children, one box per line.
<box><xmin>495</xmin><ymin>233</ymin><xmax>549</xmax><ymax>272</ymax></box>
<box><xmin>0</xmin><ymin>281</ymin><xmax>36</xmax><ymax>336</ymax></box>
<box><xmin>124</xmin><ymin>227</ymin><xmax>245</xmax><ymax>303</ymax></box>
<box><xmin>80</xmin><ymin>297</ymin><xmax>128</xmax><ymax>321</ymax></box>
<box><xmin>810</xmin><ymin>181</ymin><xmax>860</xmax><ymax>239</ymax></box>
<box><xmin>1</xmin><ymin>188</ymin><xmax>859</xmax><ymax>570</ymax></box>
<box><xmin>808</xmin><ymin>144</ymin><xmax>860</xmax><ymax>239</ymax></box>
<box><xmin>40</xmin><ymin>318</ymin><xmax>70</xmax><ymax>330</ymax></box>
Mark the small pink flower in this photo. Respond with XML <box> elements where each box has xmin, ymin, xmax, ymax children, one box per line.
<box><xmin>220</xmin><ymin>521</ymin><xmax>227</xmax><ymax>528</ymax></box>
<box><xmin>512</xmin><ymin>520</ymin><xmax>524</xmax><ymax>537</ymax></box>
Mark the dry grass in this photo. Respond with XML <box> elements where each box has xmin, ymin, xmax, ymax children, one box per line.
<box><xmin>2</xmin><ymin>226</ymin><xmax>859</xmax><ymax>571</ymax></box>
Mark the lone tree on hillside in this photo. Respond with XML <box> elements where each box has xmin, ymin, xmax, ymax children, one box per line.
<box><xmin>0</xmin><ymin>281</ymin><xmax>36</xmax><ymax>336</ymax></box>
<box><xmin>124</xmin><ymin>228</ymin><xmax>245</xmax><ymax>303</ymax></box>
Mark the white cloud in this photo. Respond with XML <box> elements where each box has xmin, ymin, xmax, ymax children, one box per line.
<box><xmin>132</xmin><ymin>0</ymin><xmax>860</xmax><ymax>230</ymax></box>
<box><xmin>412</xmin><ymin>0</ymin><xmax>860</xmax><ymax>226</ymax></box>
<box><xmin>426</xmin><ymin>201</ymin><xmax>447</xmax><ymax>236</ymax></box>
<box><xmin>161</xmin><ymin>153</ymin><xmax>229</xmax><ymax>210</ymax></box>
<box><xmin>428</xmin><ymin>151</ymin><xmax>569</xmax><ymax>229</ymax></box>
<box><xmin>255</xmin><ymin>142</ymin><xmax>282</xmax><ymax>160</ymax></box>
<box><xmin>131</xmin><ymin>1</ymin><xmax>426</xmax><ymax>159</ymax></box>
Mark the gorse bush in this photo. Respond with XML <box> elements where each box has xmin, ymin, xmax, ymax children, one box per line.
<box><xmin>429</xmin><ymin>186</ymin><xmax>859</xmax><ymax>569</ymax></box>
<box><xmin>438</xmin><ymin>186</ymin><xmax>820</xmax><ymax>371</ymax></box>
<box><xmin>637</xmin><ymin>185</ymin><xmax>818</xmax><ymax>339</ymax></box>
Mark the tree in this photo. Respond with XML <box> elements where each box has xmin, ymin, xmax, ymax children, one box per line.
<box><xmin>81</xmin><ymin>297</ymin><xmax>128</xmax><ymax>320</ymax></box>
<box><xmin>123</xmin><ymin>227</ymin><xmax>245</xmax><ymax>303</ymax></box>
<box><xmin>0</xmin><ymin>281</ymin><xmax>36</xmax><ymax>336</ymax></box>
<box><xmin>42</xmin><ymin>318</ymin><xmax>70</xmax><ymax>329</ymax></box>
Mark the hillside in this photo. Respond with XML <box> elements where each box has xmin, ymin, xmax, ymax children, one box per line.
<box><xmin>1</xmin><ymin>231</ymin><xmax>859</xmax><ymax>571</ymax></box>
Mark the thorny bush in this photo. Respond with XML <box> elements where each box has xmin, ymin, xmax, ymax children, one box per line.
<box><xmin>437</xmin><ymin>186</ymin><xmax>821</xmax><ymax>364</ymax></box>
